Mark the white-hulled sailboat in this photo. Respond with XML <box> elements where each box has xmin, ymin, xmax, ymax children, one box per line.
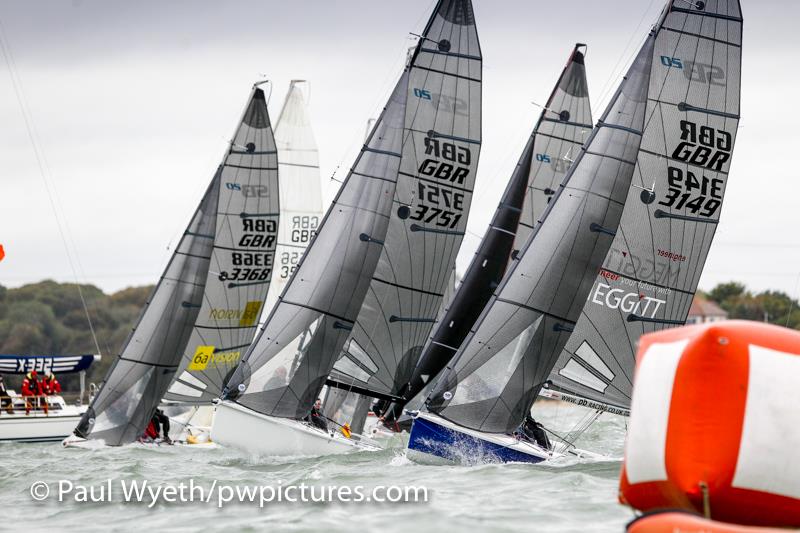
<box><xmin>211</xmin><ymin>0</ymin><xmax>482</xmax><ymax>457</ymax></box>
<box><xmin>64</xmin><ymin>84</ymin><xmax>280</xmax><ymax>447</ymax></box>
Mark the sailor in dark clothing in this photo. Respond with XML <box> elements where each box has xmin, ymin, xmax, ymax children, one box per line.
<box><xmin>0</xmin><ymin>375</ymin><xmax>13</xmax><ymax>414</ymax></box>
<box><xmin>518</xmin><ymin>414</ymin><xmax>551</xmax><ymax>450</ymax></box>
<box><xmin>305</xmin><ymin>398</ymin><xmax>329</xmax><ymax>432</ymax></box>
<box><xmin>150</xmin><ymin>408</ymin><xmax>172</xmax><ymax>443</ymax></box>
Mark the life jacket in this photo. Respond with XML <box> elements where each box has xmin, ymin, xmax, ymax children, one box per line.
<box><xmin>144</xmin><ymin>421</ymin><xmax>158</xmax><ymax>439</ymax></box>
<box><xmin>22</xmin><ymin>373</ymin><xmax>39</xmax><ymax>395</ymax></box>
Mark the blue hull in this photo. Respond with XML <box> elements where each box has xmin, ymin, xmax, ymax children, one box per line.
<box><xmin>407</xmin><ymin>414</ymin><xmax>546</xmax><ymax>464</ymax></box>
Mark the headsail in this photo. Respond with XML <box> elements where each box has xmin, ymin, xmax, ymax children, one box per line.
<box><xmin>382</xmin><ymin>44</ymin><xmax>591</xmax><ymax>423</ymax></box>
<box><xmin>426</xmin><ymin>26</ymin><xmax>657</xmax><ymax>434</ymax></box>
<box><xmin>546</xmin><ymin>0</ymin><xmax>743</xmax><ymax>412</ymax></box>
<box><xmin>75</xmin><ymin>180</ymin><xmax>220</xmax><ymax>444</ymax></box>
<box><xmin>266</xmin><ymin>81</ymin><xmax>324</xmax><ymax>315</ymax></box>
<box><xmin>328</xmin><ymin>0</ymin><xmax>482</xmax><ymax>404</ymax></box>
<box><xmin>163</xmin><ymin>86</ymin><xmax>280</xmax><ymax>405</ymax></box>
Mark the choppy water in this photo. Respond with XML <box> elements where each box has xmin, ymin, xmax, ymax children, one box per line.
<box><xmin>0</xmin><ymin>402</ymin><xmax>635</xmax><ymax>532</ymax></box>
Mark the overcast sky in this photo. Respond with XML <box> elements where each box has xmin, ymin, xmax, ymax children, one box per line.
<box><xmin>1</xmin><ymin>0</ymin><xmax>797</xmax><ymax>297</ymax></box>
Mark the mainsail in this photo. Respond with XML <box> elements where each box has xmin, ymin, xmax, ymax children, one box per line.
<box><xmin>75</xmin><ymin>180</ymin><xmax>219</xmax><ymax>444</ymax></box>
<box><xmin>266</xmin><ymin>80</ymin><xmax>324</xmax><ymax>315</ymax></box>
<box><xmin>221</xmin><ymin>0</ymin><xmax>479</xmax><ymax>422</ymax></box>
<box><xmin>546</xmin><ymin>0</ymin><xmax>743</xmax><ymax>413</ymax></box>
<box><xmin>426</xmin><ymin>25</ymin><xmax>657</xmax><ymax>434</ymax></box>
<box><xmin>163</xmin><ymin>86</ymin><xmax>280</xmax><ymax>405</ymax></box>
<box><xmin>382</xmin><ymin>44</ymin><xmax>591</xmax><ymax>423</ymax></box>
<box><xmin>328</xmin><ymin>0</ymin><xmax>482</xmax><ymax>406</ymax></box>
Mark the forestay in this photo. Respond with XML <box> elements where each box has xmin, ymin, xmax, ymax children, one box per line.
<box><xmin>546</xmin><ymin>0</ymin><xmax>743</xmax><ymax>412</ymax></box>
<box><xmin>329</xmin><ymin>0</ymin><xmax>482</xmax><ymax>401</ymax></box>
<box><xmin>266</xmin><ymin>81</ymin><xmax>324</xmax><ymax>315</ymax></box>
<box><xmin>382</xmin><ymin>44</ymin><xmax>591</xmax><ymax>422</ymax></box>
<box><xmin>427</xmin><ymin>30</ymin><xmax>657</xmax><ymax>434</ymax></box>
<box><xmin>75</xmin><ymin>180</ymin><xmax>219</xmax><ymax>444</ymax></box>
<box><xmin>163</xmin><ymin>87</ymin><xmax>279</xmax><ymax>405</ymax></box>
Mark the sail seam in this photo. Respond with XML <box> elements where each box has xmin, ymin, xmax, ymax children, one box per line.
<box><xmin>362</xmin><ymin>146</ymin><xmax>402</xmax><ymax>158</ymax></box>
<box><xmin>419</xmin><ymin>47</ymin><xmax>481</xmax><ymax>61</ymax></box>
<box><xmin>372</xmin><ymin>276</ymin><xmax>445</xmax><ymax>297</ymax></box>
<box><xmin>541</xmin><ymin>117</ymin><xmax>594</xmax><ymax>129</ymax></box>
<box><xmin>494</xmin><ymin>298</ymin><xmax>576</xmax><ymax>325</ymax></box>
<box><xmin>661</xmin><ymin>26</ymin><xmax>741</xmax><ymax>47</ymax></box>
<box><xmin>669</xmin><ymin>7</ymin><xmax>742</xmax><ymax>22</ymax></box>
<box><xmin>411</xmin><ymin>64</ymin><xmax>480</xmax><ymax>83</ymax></box>
<box><xmin>280</xmin><ymin>300</ymin><xmax>355</xmax><ymax>325</ymax></box>
<box><xmin>118</xmin><ymin>357</ymin><xmax>179</xmax><ymax>369</ymax></box>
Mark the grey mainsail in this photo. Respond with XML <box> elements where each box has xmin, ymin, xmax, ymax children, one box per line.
<box><xmin>381</xmin><ymin>44</ymin><xmax>591</xmax><ymax>424</ymax></box>
<box><xmin>75</xmin><ymin>180</ymin><xmax>219</xmax><ymax>444</ymax></box>
<box><xmin>426</xmin><ymin>26</ymin><xmax>657</xmax><ymax>434</ymax></box>
<box><xmin>163</xmin><ymin>86</ymin><xmax>279</xmax><ymax>405</ymax></box>
<box><xmin>328</xmin><ymin>0</ymin><xmax>482</xmax><ymax>405</ymax></box>
<box><xmin>546</xmin><ymin>0</ymin><xmax>743</xmax><ymax>413</ymax></box>
<box><xmin>222</xmin><ymin>0</ymin><xmax>480</xmax><ymax>422</ymax></box>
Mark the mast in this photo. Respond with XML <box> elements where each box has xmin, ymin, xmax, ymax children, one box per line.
<box><xmin>425</xmin><ymin>16</ymin><xmax>658</xmax><ymax>434</ymax></box>
<box><xmin>546</xmin><ymin>0</ymin><xmax>743</xmax><ymax>413</ymax></box>
<box><xmin>163</xmin><ymin>86</ymin><xmax>280</xmax><ymax>405</ymax></box>
<box><xmin>327</xmin><ymin>0</ymin><xmax>483</xmax><ymax>413</ymax></box>
<box><xmin>382</xmin><ymin>44</ymin><xmax>592</xmax><ymax>424</ymax></box>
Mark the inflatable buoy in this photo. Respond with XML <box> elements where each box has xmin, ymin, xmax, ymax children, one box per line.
<box><xmin>619</xmin><ymin>320</ymin><xmax>800</xmax><ymax>528</ymax></box>
<box><xmin>627</xmin><ymin>510</ymin><xmax>788</xmax><ymax>533</ymax></box>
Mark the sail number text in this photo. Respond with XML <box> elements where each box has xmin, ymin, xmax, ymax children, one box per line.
<box><xmin>659</xmin><ymin>166</ymin><xmax>722</xmax><ymax>217</ymax></box>
<box><xmin>672</xmin><ymin>120</ymin><xmax>732</xmax><ymax>171</ymax></box>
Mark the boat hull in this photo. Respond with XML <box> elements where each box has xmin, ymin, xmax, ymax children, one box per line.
<box><xmin>211</xmin><ymin>400</ymin><xmax>380</xmax><ymax>457</ymax></box>
<box><xmin>0</xmin><ymin>398</ymin><xmax>87</xmax><ymax>443</ymax></box>
<box><xmin>407</xmin><ymin>411</ymin><xmax>554</xmax><ymax>465</ymax></box>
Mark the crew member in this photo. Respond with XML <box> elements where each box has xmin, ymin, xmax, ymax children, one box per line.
<box><xmin>42</xmin><ymin>373</ymin><xmax>61</xmax><ymax>395</ymax></box>
<box><xmin>142</xmin><ymin>409</ymin><xmax>172</xmax><ymax>443</ymax></box>
<box><xmin>21</xmin><ymin>370</ymin><xmax>45</xmax><ymax>415</ymax></box>
<box><xmin>0</xmin><ymin>375</ymin><xmax>13</xmax><ymax>414</ymax></box>
<box><xmin>305</xmin><ymin>398</ymin><xmax>328</xmax><ymax>432</ymax></box>
<box><xmin>517</xmin><ymin>414</ymin><xmax>551</xmax><ymax>450</ymax></box>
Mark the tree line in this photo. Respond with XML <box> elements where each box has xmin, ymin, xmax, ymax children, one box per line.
<box><xmin>0</xmin><ymin>279</ymin><xmax>797</xmax><ymax>394</ymax></box>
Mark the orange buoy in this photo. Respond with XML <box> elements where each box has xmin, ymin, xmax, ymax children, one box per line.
<box><xmin>627</xmin><ymin>510</ymin><xmax>788</xmax><ymax>533</ymax></box>
<box><xmin>619</xmin><ymin>320</ymin><xmax>800</xmax><ymax>528</ymax></box>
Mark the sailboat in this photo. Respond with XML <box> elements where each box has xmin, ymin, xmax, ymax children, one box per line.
<box><xmin>379</xmin><ymin>43</ymin><xmax>593</xmax><ymax>431</ymax></box>
<box><xmin>161</xmin><ymin>82</ymin><xmax>319</xmax><ymax>440</ymax></box>
<box><xmin>64</xmin><ymin>84</ymin><xmax>280</xmax><ymax>446</ymax></box>
<box><xmin>408</xmin><ymin>0</ymin><xmax>743</xmax><ymax>464</ymax></box>
<box><xmin>211</xmin><ymin>0</ymin><xmax>482</xmax><ymax>457</ymax></box>
<box><xmin>406</xmin><ymin>8</ymin><xmax>659</xmax><ymax>466</ymax></box>
<box><xmin>542</xmin><ymin>0</ymin><xmax>743</xmax><ymax>421</ymax></box>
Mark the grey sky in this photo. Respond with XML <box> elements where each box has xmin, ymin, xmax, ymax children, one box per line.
<box><xmin>0</xmin><ymin>0</ymin><xmax>797</xmax><ymax>296</ymax></box>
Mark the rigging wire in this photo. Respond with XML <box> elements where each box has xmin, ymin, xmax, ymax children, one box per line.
<box><xmin>0</xmin><ymin>17</ymin><xmax>102</xmax><ymax>356</ymax></box>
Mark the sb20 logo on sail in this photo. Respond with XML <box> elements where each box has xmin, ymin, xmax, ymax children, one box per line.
<box><xmin>660</xmin><ymin>56</ymin><xmax>725</xmax><ymax>86</ymax></box>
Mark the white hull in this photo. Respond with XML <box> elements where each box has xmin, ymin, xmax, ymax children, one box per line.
<box><xmin>0</xmin><ymin>397</ymin><xmax>86</xmax><ymax>443</ymax></box>
<box><xmin>211</xmin><ymin>400</ymin><xmax>381</xmax><ymax>457</ymax></box>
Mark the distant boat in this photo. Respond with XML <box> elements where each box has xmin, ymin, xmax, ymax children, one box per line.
<box><xmin>408</xmin><ymin>0</ymin><xmax>743</xmax><ymax>464</ymax></box>
<box><xmin>380</xmin><ymin>43</ymin><xmax>593</xmax><ymax>430</ymax></box>
<box><xmin>0</xmin><ymin>354</ymin><xmax>99</xmax><ymax>442</ymax></box>
<box><xmin>211</xmin><ymin>0</ymin><xmax>482</xmax><ymax>457</ymax></box>
<box><xmin>65</xmin><ymin>84</ymin><xmax>280</xmax><ymax>446</ymax></box>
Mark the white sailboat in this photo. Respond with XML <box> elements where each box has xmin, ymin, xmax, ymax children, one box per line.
<box><xmin>212</xmin><ymin>0</ymin><xmax>482</xmax><ymax>457</ymax></box>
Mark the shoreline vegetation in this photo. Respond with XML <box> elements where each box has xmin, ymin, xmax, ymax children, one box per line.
<box><xmin>0</xmin><ymin>279</ymin><xmax>796</xmax><ymax>393</ymax></box>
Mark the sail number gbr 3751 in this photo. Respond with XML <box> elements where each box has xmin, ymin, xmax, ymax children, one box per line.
<box><xmin>408</xmin><ymin>136</ymin><xmax>471</xmax><ymax>229</ymax></box>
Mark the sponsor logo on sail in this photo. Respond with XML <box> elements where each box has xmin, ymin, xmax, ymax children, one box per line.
<box><xmin>188</xmin><ymin>345</ymin><xmax>215</xmax><ymax>371</ymax></box>
<box><xmin>660</xmin><ymin>56</ymin><xmax>725</xmax><ymax>86</ymax></box>
<box><xmin>207</xmin><ymin>300</ymin><xmax>263</xmax><ymax>326</ymax></box>
<box><xmin>226</xmin><ymin>182</ymin><xmax>270</xmax><ymax>197</ymax></box>
<box><xmin>589</xmin><ymin>282</ymin><xmax>666</xmax><ymax>318</ymax></box>
<box><xmin>188</xmin><ymin>345</ymin><xmax>241</xmax><ymax>371</ymax></box>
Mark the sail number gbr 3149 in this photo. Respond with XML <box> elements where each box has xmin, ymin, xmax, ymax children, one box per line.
<box><xmin>410</xmin><ymin>137</ymin><xmax>471</xmax><ymax>229</ymax></box>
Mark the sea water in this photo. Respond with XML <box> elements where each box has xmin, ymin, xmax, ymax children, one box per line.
<box><xmin>0</xmin><ymin>402</ymin><xmax>634</xmax><ymax>532</ymax></box>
